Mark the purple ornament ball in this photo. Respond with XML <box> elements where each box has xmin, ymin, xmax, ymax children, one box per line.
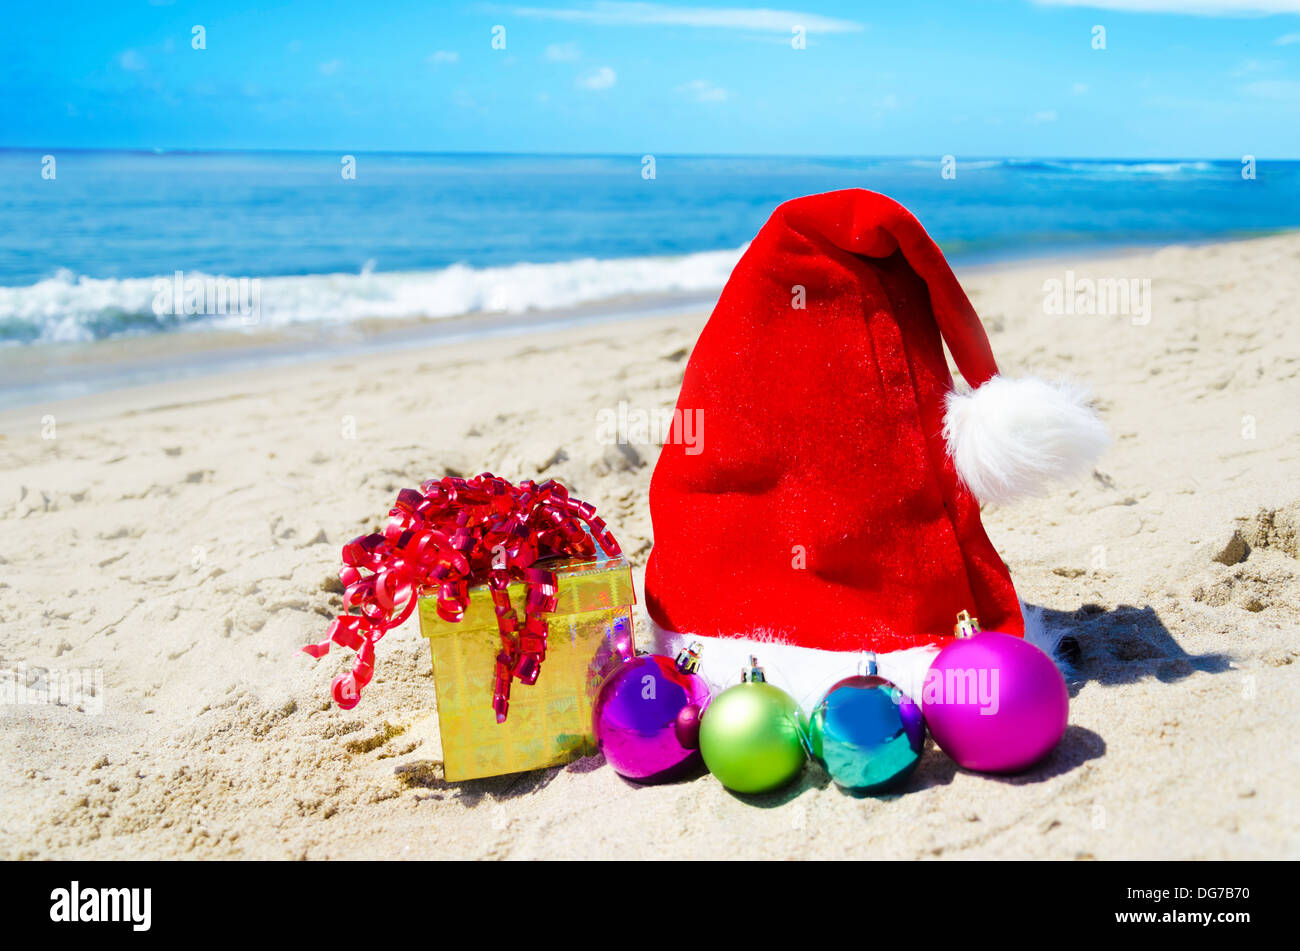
<box><xmin>592</xmin><ymin>654</ymin><xmax>711</xmax><ymax>783</ymax></box>
<box><xmin>924</xmin><ymin>630</ymin><xmax>1068</xmax><ymax>773</ymax></box>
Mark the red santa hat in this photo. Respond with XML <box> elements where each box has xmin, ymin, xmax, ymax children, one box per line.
<box><xmin>645</xmin><ymin>189</ymin><xmax>1109</xmax><ymax>708</ymax></box>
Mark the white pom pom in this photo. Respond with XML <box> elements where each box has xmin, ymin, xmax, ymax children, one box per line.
<box><xmin>943</xmin><ymin>375</ymin><xmax>1110</xmax><ymax>505</ymax></box>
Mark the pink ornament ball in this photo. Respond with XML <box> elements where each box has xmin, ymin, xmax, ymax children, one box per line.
<box><xmin>592</xmin><ymin>653</ymin><xmax>711</xmax><ymax>784</ymax></box>
<box><xmin>924</xmin><ymin>629</ymin><xmax>1068</xmax><ymax>773</ymax></box>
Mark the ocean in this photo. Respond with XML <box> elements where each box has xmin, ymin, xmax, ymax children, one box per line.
<box><xmin>3</xmin><ymin>150</ymin><xmax>1299</xmax><ymax>347</ymax></box>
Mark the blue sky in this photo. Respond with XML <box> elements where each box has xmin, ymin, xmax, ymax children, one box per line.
<box><xmin>3</xmin><ymin>1</ymin><xmax>1299</xmax><ymax>156</ymax></box>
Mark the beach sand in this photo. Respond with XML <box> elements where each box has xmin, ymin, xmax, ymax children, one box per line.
<box><xmin>2</xmin><ymin>235</ymin><xmax>1298</xmax><ymax>860</ymax></box>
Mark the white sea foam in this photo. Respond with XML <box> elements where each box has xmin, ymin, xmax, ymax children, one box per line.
<box><xmin>1009</xmin><ymin>159</ymin><xmax>1216</xmax><ymax>175</ymax></box>
<box><xmin>0</xmin><ymin>246</ymin><xmax>747</xmax><ymax>344</ymax></box>
<box><xmin>906</xmin><ymin>158</ymin><xmax>1216</xmax><ymax>176</ymax></box>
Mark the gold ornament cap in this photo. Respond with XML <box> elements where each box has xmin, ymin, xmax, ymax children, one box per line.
<box><xmin>742</xmin><ymin>655</ymin><xmax>766</xmax><ymax>683</ymax></box>
<box><xmin>954</xmin><ymin>610</ymin><xmax>982</xmax><ymax>639</ymax></box>
<box><xmin>675</xmin><ymin>641</ymin><xmax>703</xmax><ymax>675</ymax></box>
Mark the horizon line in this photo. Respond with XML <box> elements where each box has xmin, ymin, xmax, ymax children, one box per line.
<box><xmin>1</xmin><ymin>146</ymin><xmax>1295</xmax><ymax>162</ymax></box>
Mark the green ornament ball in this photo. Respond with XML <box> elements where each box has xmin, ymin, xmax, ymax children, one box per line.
<box><xmin>699</xmin><ymin>679</ymin><xmax>806</xmax><ymax>794</ymax></box>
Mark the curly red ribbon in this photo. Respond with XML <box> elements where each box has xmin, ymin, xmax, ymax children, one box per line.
<box><xmin>303</xmin><ymin>474</ymin><xmax>621</xmax><ymax>722</ymax></box>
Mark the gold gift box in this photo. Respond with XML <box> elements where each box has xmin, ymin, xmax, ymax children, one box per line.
<box><xmin>418</xmin><ymin>549</ymin><xmax>636</xmax><ymax>782</ymax></box>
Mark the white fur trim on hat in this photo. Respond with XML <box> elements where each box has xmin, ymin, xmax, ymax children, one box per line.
<box><xmin>647</xmin><ymin>614</ymin><xmax>938</xmax><ymax>714</ymax></box>
<box><xmin>646</xmin><ymin>600</ymin><xmax>1055</xmax><ymax>714</ymax></box>
<box><xmin>943</xmin><ymin>375</ymin><xmax>1110</xmax><ymax>506</ymax></box>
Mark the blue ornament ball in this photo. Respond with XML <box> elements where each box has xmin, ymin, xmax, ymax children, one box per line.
<box><xmin>805</xmin><ymin>674</ymin><xmax>926</xmax><ymax>794</ymax></box>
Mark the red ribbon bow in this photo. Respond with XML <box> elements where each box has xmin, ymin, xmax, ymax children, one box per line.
<box><xmin>303</xmin><ymin>474</ymin><xmax>621</xmax><ymax>722</ymax></box>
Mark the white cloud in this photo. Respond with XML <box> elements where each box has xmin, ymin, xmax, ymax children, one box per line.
<box><xmin>319</xmin><ymin>59</ymin><xmax>342</xmax><ymax>76</ymax></box>
<box><xmin>867</xmin><ymin>93</ymin><xmax>899</xmax><ymax>119</ymax></box>
<box><xmin>509</xmin><ymin>2</ymin><xmax>864</xmax><ymax>33</ymax></box>
<box><xmin>577</xmin><ymin>66</ymin><xmax>617</xmax><ymax>89</ymax></box>
<box><xmin>1231</xmin><ymin>58</ymin><xmax>1277</xmax><ymax>75</ymax></box>
<box><xmin>1276</xmin><ymin>32</ymin><xmax>1300</xmax><ymax>44</ymax></box>
<box><xmin>677</xmin><ymin>78</ymin><xmax>728</xmax><ymax>101</ymax></box>
<box><xmin>118</xmin><ymin>49</ymin><xmax>146</xmax><ymax>71</ymax></box>
<box><xmin>545</xmin><ymin>41</ymin><xmax>581</xmax><ymax>61</ymax></box>
<box><xmin>1242</xmin><ymin>78</ymin><xmax>1300</xmax><ymax>99</ymax></box>
<box><xmin>428</xmin><ymin>50</ymin><xmax>460</xmax><ymax>64</ymax></box>
<box><xmin>1030</xmin><ymin>110</ymin><xmax>1059</xmax><ymax>123</ymax></box>
<box><xmin>1032</xmin><ymin>0</ymin><xmax>1300</xmax><ymax>14</ymax></box>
